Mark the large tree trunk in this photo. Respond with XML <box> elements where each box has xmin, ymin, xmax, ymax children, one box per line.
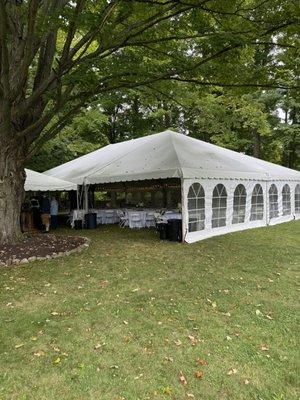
<box><xmin>0</xmin><ymin>137</ymin><xmax>26</xmax><ymax>244</ymax></box>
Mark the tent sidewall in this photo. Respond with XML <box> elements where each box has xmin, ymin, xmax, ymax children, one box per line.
<box><xmin>182</xmin><ymin>178</ymin><xmax>299</xmax><ymax>244</ymax></box>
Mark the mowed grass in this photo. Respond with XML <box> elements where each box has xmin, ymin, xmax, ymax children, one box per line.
<box><xmin>0</xmin><ymin>221</ymin><xmax>299</xmax><ymax>400</ymax></box>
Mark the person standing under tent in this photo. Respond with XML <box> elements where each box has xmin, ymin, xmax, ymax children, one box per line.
<box><xmin>41</xmin><ymin>195</ymin><xmax>51</xmax><ymax>232</ymax></box>
<box><xmin>50</xmin><ymin>196</ymin><xmax>59</xmax><ymax>229</ymax></box>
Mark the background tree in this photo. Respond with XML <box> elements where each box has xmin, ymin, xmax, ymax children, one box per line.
<box><xmin>0</xmin><ymin>0</ymin><xmax>299</xmax><ymax>243</ymax></box>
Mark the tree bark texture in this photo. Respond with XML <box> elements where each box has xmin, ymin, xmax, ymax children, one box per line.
<box><xmin>0</xmin><ymin>137</ymin><xmax>26</xmax><ymax>244</ymax></box>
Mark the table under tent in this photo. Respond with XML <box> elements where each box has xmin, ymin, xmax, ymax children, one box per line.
<box><xmin>45</xmin><ymin>130</ymin><xmax>300</xmax><ymax>243</ymax></box>
<box><xmin>22</xmin><ymin>169</ymin><xmax>77</xmax><ymax>232</ymax></box>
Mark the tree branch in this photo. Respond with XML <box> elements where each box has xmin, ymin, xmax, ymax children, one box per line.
<box><xmin>169</xmin><ymin>77</ymin><xmax>300</xmax><ymax>90</ymax></box>
<box><xmin>9</xmin><ymin>0</ymin><xmax>40</xmax><ymax>101</ymax></box>
<box><xmin>60</xmin><ymin>0</ymin><xmax>86</xmax><ymax>64</ymax></box>
<box><xmin>0</xmin><ymin>0</ymin><xmax>12</xmax><ymax>133</ymax></box>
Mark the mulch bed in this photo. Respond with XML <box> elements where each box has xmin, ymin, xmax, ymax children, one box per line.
<box><xmin>0</xmin><ymin>234</ymin><xmax>86</xmax><ymax>265</ymax></box>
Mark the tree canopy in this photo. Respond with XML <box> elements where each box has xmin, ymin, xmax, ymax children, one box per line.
<box><xmin>0</xmin><ymin>0</ymin><xmax>299</xmax><ymax>243</ymax></box>
<box><xmin>1</xmin><ymin>0</ymin><xmax>299</xmax><ymax>156</ymax></box>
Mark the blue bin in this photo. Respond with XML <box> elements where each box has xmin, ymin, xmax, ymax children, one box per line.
<box><xmin>84</xmin><ymin>213</ymin><xmax>97</xmax><ymax>229</ymax></box>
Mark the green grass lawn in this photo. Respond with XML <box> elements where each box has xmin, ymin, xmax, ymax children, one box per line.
<box><xmin>0</xmin><ymin>222</ymin><xmax>299</xmax><ymax>400</ymax></box>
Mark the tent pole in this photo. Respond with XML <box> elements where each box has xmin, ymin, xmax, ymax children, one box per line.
<box><xmin>265</xmin><ymin>181</ymin><xmax>269</xmax><ymax>226</ymax></box>
<box><xmin>180</xmin><ymin>178</ymin><xmax>188</xmax><ymax>243</ymax></box>
<box><xmin>76</xmin><ymin>186</ymin><xmax>79</xmax><ymax>210</ymax></box>
<box><xmin>84</xmin><ymin>183</ymin><xmax>89</xmax><ymax>213</ymax></box>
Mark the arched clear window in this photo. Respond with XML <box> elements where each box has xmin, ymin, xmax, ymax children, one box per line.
<box><xmin>295</xmin><ymin>184</ymin><xmax>300</xmax><ymax>214</ymax></box>
<box><xmin>269</xmin><ymin>184</ymin><xmax>279</xmax><ymax>219</ymax></box>
<box><xmin>250</xmin><ymin>184</ymin><xmax>264</xmax><ymax>221</ymax></box>
<box><xmin>212</xmin><ymin>184</ymin><xmax>227</xmax><ymax>228</ymax></box>
<box><xmin>232</xmin><ymin>184</ymin><xmax>247</xmax><ymax>224</ymax></box>
<box><xmin>188</xmin><ymin>183</ymin><xmax>205</xmax><ymax>232</ymax></box>
<box><xmin>282</xmin><ymin>184</ymin><xmax>291</xmax><ymax>215</ymax></box>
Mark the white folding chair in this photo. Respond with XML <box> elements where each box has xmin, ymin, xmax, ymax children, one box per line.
<box><xmin>129</xmin><ymin>212</ymin><xmax>143</xmax><ymax>229</ymax></box>
<box><xmin>145</xmin><ymin>212</ymin><xmax>156</xmax><ymax>228</ymax></box>
<box><xmin>96</xmin><ymin>210</ymin><xmax>105</xmax><ymax>225</ymax></box>
<box><xmin>117</xmin><ymin>210</ymin><xmax>128</xmax><ymax>227</ymax></box>
<box><xmin>154</xmin><ymin>212</ymin><xmax>164</xmax><ymax>225</ymax></box>
<box><xmin>104</xmin><ymin>210</ymin><xmax>115</xmax><ymax>224</ymax></box>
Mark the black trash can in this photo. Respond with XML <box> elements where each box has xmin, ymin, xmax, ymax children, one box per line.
<box><xmin>84</xmin><ymin>212</ymin><xmax>97</xmax><ymax>229</ymax></box>
<box><xmin>167</xmin><ymin>219</ymin><xmax>182</xmax><ymax>242</ymax></box>
<box><xmin>74</xmin><ymin>219</ymin><xmax>83</xmax><ymax>230</ymax></box>
<box><xmin>156</xmin><ymin>222</ymin><xmax>168</xmax><ymax>240</ymax></box>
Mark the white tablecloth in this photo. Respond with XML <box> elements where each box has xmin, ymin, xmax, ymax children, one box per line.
<box><xmin>70</xmin><ymin>209</ymin><xmax>181</xmax><ymax>229</ymax></box>
<box><xmin>160</xmin><ymin>211</ymin><xmax>182</xmax><ymax>223</ymax></box>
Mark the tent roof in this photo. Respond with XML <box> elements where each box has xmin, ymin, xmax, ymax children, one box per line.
<box><xmin>45</xmin><ymin>130</ymin><xmax>300</xmax><ymax>184</ymax></box>
<box><xmin>24</xmin><ymin>168</ymin><xmax>77</xmax><ymax>191</ymax></box>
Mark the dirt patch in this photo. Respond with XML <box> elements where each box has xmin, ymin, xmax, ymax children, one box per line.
<box><xmin>0</xmin><ymin>234</ymin><xmax>86</xmax><ymax>265</ymax></box>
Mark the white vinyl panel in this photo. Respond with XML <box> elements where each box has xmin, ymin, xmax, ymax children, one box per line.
<box><xmin>225</xmin><ymin>182</ymin><xmax>235</xmax><ymax>228</ymax></box>
<box><xmin>182</xmin><ymin>178</ymin><xmax>298</xmax><ymax>243</ymax></box>
<box><xmin>204</xmin><ymin>180</ymin><xmax>213</xmax><ymax>231</ymax></box>
<box><xmin>181</xmin><ymin>178</ymin><xmax>189</xmax><ymax>242</ymax></box>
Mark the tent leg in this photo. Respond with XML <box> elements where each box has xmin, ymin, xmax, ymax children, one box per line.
<box><xmin>84</xmin><ymin>184</ymin><xmax>89</xmax><ymax>213</ymax></box>
<box><xmin>76</xmin><ymin>186</ymin><xmax>80</xmax><ymax>210</ymax></box>
<box><xmin>181</xmin><ymin>178</ymin><xmax>188</xmax><ymax>243</ymax></box>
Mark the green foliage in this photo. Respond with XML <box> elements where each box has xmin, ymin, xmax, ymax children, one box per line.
<box><xmin>17</xmin><ymin>0</ymin><xmax>299</xmax><ymax>171</ymax></box>
<box><xmin>28</xmin><ymin>109</ymin><xmax>109</xmax><ymax>171</ymax></box>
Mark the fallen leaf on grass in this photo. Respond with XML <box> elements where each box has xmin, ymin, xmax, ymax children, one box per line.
<box><xmin>188</xmin><ymin>335</ymin><xmax>198</xmax><ymax>345</ymax></box>
<box><xmin>255</xmin><ymin>309</ymin><xmax>262</xmax><ymax>316</ymax></box>
<box><xmin>165</xmin><ymin>356</ymin><xmax>174</xmax><ymax>362</ymax></box>
<box><xmin>53</xmin><ymin>357</ymin><xmax>61</xmax><ymax>364</ymax></box>
<box><xmin>260</xmin><ymin>344</ymin><xmax>269</xmax><ymax>351</ymax></box>
<box><xmin>50</xmin><ymin>311</ymin><xmax>59</xmax><ymax>316</ymax></box>
<box><xmin>163</xmin><ymin>387</ymin><xmax>172</xmax><ymax>395</ymax></box>
<box><xmin>187</xmin><ymin>394</ymin><xmax>195</xmax><ymax>399</ymax></box>
<box><xmin>195</xmin><ymin>370</ymin><xmax>204</xmax><ymax>379</ymax></box>
<box><xmin>227</xmin><ymin>368</ymin><xmax>238</xmax><ymax>375</ymax></box>
<box><xmin>244</xmin><ymin>379</ymin><xmax>250</xmax><ymax>385</ymax></box>
<box><xmin>179</xmin><ymin>371</ymin><xmax>187</xmax><ymax>385</ymax></box>
<box><xmin>174</xmin><ymin>339</ymin><xmax>182</xmax><ymax>346</ymax></box>
<box><xmin>94</xmin><ymin>343</ymin><xmax>102</xmax><ymax>350</ymax></box>
<box><xmin>196</xmin><ymin>358</ymin><xmax>207</xmax><ymax>366</ymax></box>
<box><xmin>34</xmin><ymin>350</ymin><xmax>45</xmax><ymax>357</ymax></box>
<box><xmin>207</xmin><ymin>299</ymin><xmax>217</xmax><ymax>308</ymax></box>
<box><xmin>15</xmin><ymin>343</ymin><xmax>24</xmax><ymax>349</ymax></box>
<box><xmin>223</xmin><ymin>312</ymin><xmax>231</xmax><ymax>317</ymax></box>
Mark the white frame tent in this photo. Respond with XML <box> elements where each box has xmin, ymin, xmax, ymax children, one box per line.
<box><xmin>45</xmin><ymin>130</ymin><xmax>300</xmax><ymax>243</ymax></box>
<box><xmin>25</xmin><ymin>168</ymin><xmax>77</xmax><ymax>192</ymax></box>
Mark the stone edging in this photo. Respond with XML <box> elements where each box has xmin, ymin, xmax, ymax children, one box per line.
<box><xmin>0</xmin><ymin>236</ymin><xmax>91</xmax><ymax>267</ymax></box>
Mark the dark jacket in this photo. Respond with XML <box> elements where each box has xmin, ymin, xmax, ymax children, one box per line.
<box><xmin>41</xmin><ymin>197</ymin><xmax>50</xmax><ymax>214</ymax></box>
